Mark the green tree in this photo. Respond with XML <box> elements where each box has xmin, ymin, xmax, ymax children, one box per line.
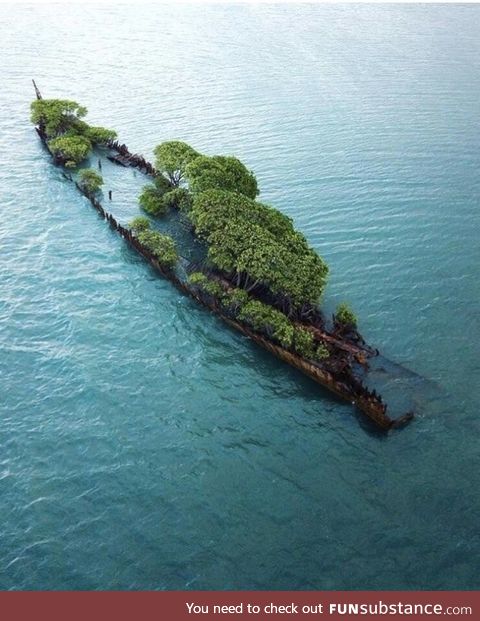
<box><xmin>133</xmin><ymin>226</ymin><xmax>178</xmax><ymax>269</ymax></box>
<box><xmin>185</xmin><ymin>155</ymin><xmax>258</xmax><ymax>199</ymax></box>
<box><xmin>222</xmin><ymin>287</ymin><xmax>250</xmax><ymax>313</ymax></box>
<box><xmin>188</xmin><ymin>272</ymin><xmax>224</xmax><ymax>298</ymax></box>
<box><xmin>48</xmin><ymin>135</ymin><xmax>91</xmax><ymax>167</ymax></box>
<box><xmin>78</xmin><ymin>169</ymin><xmax>103</xmax><ymax>194</ymax></box>
<box><xmin>152</xmin><ymin>174</ymin><xmax>172</xmax><ymax>193</ymax></box>
<box><xmin>239</xmin><ymin>300</ymin><xmax>295</xmax><ymax>348</ymax></box>
<box><xmin>293</xmin><ymin>327</ymin><xmax>316</xmax><ymax>359</ymax></box>
<box><xmin>334</xmin><ymin>303</ymin><xmax>357</xmax><ymax>328</ymax></box>
<box><xmin>129</xmin><ymin>216</ymin><xmax>151</xmax><ymax>232</ymax></box>
<box><xmin>31</xmin><ymin>99</ymin><xmax>87</xmax><ymax>137</ymax></box>
<box><xmin>314</xmin><ymin>343</ymin><xmax>330</xmax><ymax>361</ymax></box>
<box><xmin>139</xmin><ymin>183</ymin><xmax>193</xmax><ymax>218</ymax></box>
<box><xmin>85</xmin><ymin>125</ymin><xmax>117</xmax><ymax>145</ymax></box>
<box><xmin>189</xmin><ymin>190</ymin><xmax>328</xmax><ymax>311</ymax></box>
<box><xmin>139</xmin><ymin>184</ymin><xmax>168</xmax><ymax>217</ymax></box>
<box><xmin>153</xmin><ymin>141</ymin><xmax>200</xmax><ymax>186</ymax></box>
<box><xmin>190</xmin><ymin>189</ymin><xmax>293</xmax><ymax>240</ymax></box>
<box><xmin>163</xmin><ymin>188</ymin><xmax>192</xmax><ymax>211</ymax></box>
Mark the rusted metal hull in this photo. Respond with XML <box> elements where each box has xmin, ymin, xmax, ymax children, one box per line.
<box><xmin>76</xmin><ymin>186</ymin><xmax>407</xmax><ymax>431</ymax></box>
<box><xmin>31</xmin><ymin>82</ymin><xmax>413</xmax><ymax>431</ymax></box>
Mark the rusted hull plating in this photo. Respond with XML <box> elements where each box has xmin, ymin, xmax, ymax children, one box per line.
<box><xmin>32</xmin><ymin>82</ymin><xmax>413</xmax><ymax>431</ymax></box>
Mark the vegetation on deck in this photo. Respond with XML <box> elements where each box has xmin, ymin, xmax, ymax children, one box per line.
<box><xmin>132</xmin><ymin>136</ymin><xmax>376</xmax><ymax>391</ymax></box>
<box><xmin>30</xmin><ymin>98</ymin><xmax>116</xmax><ymax>167</ymax></box>
<box><xmin>129</xmin><ymin>217</ymin><xmax>178</xmax><ymax>269</ymax></box>
<box><xmin>30</xmin><ymin>84</ymin><xmax>414</xmax><ymax>430</ymax></box>
<box><xmin>78</xmin><ymin>169</ymin><xmax>103</xmax><ymax>194</ymax></box>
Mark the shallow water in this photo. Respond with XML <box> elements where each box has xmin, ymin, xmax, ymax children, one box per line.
<box><xmin>0</xmin><ymin>4</ymin><xmax>479</xmax><ymax>590</ymax></box>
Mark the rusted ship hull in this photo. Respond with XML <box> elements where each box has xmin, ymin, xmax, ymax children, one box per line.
<box><xmin>31</xmin><ymin>82</ymin><xmax>413</xmax><ymax>431</ymax></box>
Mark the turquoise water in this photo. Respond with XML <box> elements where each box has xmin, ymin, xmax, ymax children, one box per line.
<box><xmin>0</xmin><ymin>4</ymin><xmax>479</xmax><ymax>590</ymax></box>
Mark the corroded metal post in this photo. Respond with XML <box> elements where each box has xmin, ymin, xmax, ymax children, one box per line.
<box><xmin>32</xmin><ymin>79</ymin><xmax>42</xmax><ymax>100</ymax></box>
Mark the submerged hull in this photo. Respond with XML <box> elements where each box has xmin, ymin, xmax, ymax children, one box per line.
<box><xmin>32</xmin><ymin>81</ymin><xmax>414</xmax><ymax>431</ymax></box>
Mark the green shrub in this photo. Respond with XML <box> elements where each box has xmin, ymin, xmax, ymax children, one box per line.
<box><xmin>314</xmin><ymin>343</ymin><xmax>330</xmax><ymax>361</ymax></box>
<box><xmin>78</xmin><ymin>169</ymin><xmax>103</xmax><ymax>193</ymax></box>
<box><xmin>188</xmin><ymin>272</ymin><xmax>224</xmax><ymax>298</ymax></box>
<box><xmin>335</xmin><ymin>302</ymin><xmax>357</xmax><ymax>328</ymax></box>
<box><xmin>238</xmin><ymin>300</ymin><xmax>294</xmax><ymax>348</ymax></box>
<box><xmin>31</xmin><ymin>99</ymin><xmax>87</xmax><ymax>137</ymax></box>
<box><xmin>129</xmin><ymin>216</ymin><xmax>151</xmax><ymax>233</ymax></box>
<box><xmin>139</xmin><ymin>184</ymin><xmax>168</xmax><ymax>217</ymax></box>
<box><xmin>222</xmin><ymin>287</ymin><xmax>250</xmax><ymax>312</ymax></box>
<box><xmin>136</xmin><ymin>230</ymin><xmax>178</xmax><ymax>268</ymax></box>
<box><xmin>48</xmin><ymin>134</ymin><xmax>91</xmax><ymax>167</ymax></box>
<box><xmin>274</xmin><ymin>321</ymin><xmax>295</xmax><ymax>349</ymax></box>
<box><xmin>84</xmin><ymin>125</ymin><xmax>117</xmax><ymax>145</ymax></box>
<box><xmin>153</xmin><ymin>174</ymin><xmax>172</xmax><ymax>193</ymax></box>
<box><xmin>293</xmin><ymin>327</ymin><xmax>316</xmax><ymax>359</ymax></box>
<box><xmin>154</xmin><ymin>141</ymin><xmax>201</xmax><ymax>186</ymax></box>
<box><xmin>189</xmin><ymin>189</ymin><xmax>328</xmax><ymax>311</ymax></box>
<box><xmin>185</xmin><ymin>155</ymin><xmax>258</xmax><ymax>199</ymax></box>
<box><xmin>163</xmin><ymin>188</ymin><xmax>192</xmax><ymax>211</ymax></box>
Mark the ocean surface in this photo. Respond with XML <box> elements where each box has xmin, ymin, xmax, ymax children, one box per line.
<box><xmin>0</xmin><ymin>4</ymin><xmax>479</xmax><ymax>590</ymax></box>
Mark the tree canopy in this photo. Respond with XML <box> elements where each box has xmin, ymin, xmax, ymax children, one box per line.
<box><xmin>189</xmin><ymin>190</ymin><xmax>328</xmax><ymax>311</ymax></box>
<box><xmin>128</xmin><ymin>218</ymin><xmax>178</xmax><ymax>268</ymax></box>
<box><xmin>48</xmin><ymin>135</ymin><xmax>92</xmax><ymax>167</ymax></box>
<box><xmin>335</xmin><ymin>303</ymin><xmax>357</xmax><ymax>328</ymax></box>
<box><xmin>138</xmin><ymin>184</ymin><xmax>169</xmax><ymax>217</ymax></box>
<box><xmin>78</xmin><ymin>169</ymin><xmax>103</xmax><ymax>194</ymax></box>
<box><xmin>129</xmin><ymin>216</ymin><xmax>151</xmax><ymax>233</ymax></box>
<box><xmin>239</xmin><ymin>300</ymin><xmax>295</xmax><ymax>348</ymax></box>
<box><xmin>185</xmin><ymin>155</ymin><xmax>258</xmax><ymax>199</ymax></box>
<box><xmin>31</xmin><ymin>99</ymin><xmax>87</xmax><ymax>137</ymax></box>
<box><xmin>163</xmin><ymin>188</ymin><xmax>192</xmax><ymax>212</ymax></box>
<box><xmin>33</xmin><ymin>104</ymin><xmax>357</xmax><ymax>344</ymax></box>
<box><xmin>188</xmin><ymin>272</ymin><xmax>224</xmax><ymax>299</ymax></box>
<box><xmin>31</xmin><ymin>98</ymin><xmax>117</xmax><ymax>167</ymax></box>
<box><xmin>186</xmin><ymin>269</ymin><xmax>331</xmax><ymax>360</ymax></box>
<box><xmin>84</xmin><ymin>125</ymin><xmax>117</xmax><ymax>145</ymax></box>
<box><xmin>153</xmin><ymin>141</ymin><xmax>200</xmax><ymax>186</ymax></box>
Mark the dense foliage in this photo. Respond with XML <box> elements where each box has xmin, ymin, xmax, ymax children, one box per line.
<box><xmin>335</xmin><ymin>303</ymin><xmax>357</xmax><ymax>328</ymax></box>
<box><xmin>129</xmin><ymin>216</ymin><xmax>151</xmax><ymax>232</ymax></box>
<box><xmin>138</xmin><ymin>181</ymin><xmax>193</xmax><ymax>217</ymax></box>
<box><xmin>31</xmin><ymin>98</ymin><xmax>117</xmax><ymax>167</ymax></box>
<box><xmin>293</xmin><ymin>327</ymin><xmax>317</xmax><ymax>359</ymax></box>
<box><xmin>149</xmin><ymin>141</ymin><xmax>330</xmax><ymax>317</ymax></box>
<box><xmin>128</xmin><ymin>218</ymin><xmax>178</xmax><ymax>268</ymax></box>
<box><xmin>84</xmin><ymin>125</ymin><xmax>117</xmax><ymax>145</ymax></box>
<box><xmin>188</xmin><ymin>272</ymin><xmax>224</xmax><ymax>298</ymax></box>
<box><xmin>187</xmin><ymin>271</ymin><xmax>331</xmax><ymax>361</ymax></box>
<box><xmin>78</xmin><ymin>169</ymin><xmax>103</xmax><ymax>194</ymax></box>
<box><xmin>239</xmin><ymin>300</ymin><xmax>295</xmax><ymax>348</ymax></box>
<box><xmin>221</xmin><ymin>287</ymin><xmax>250</xmax><ymax>313</ymax></box>
<box><xmin>154</xmin><ymin>141</ymin><xmax>200</xmax><ymax>186</ymax></box>
<box><xmin>139</xmin><ymin>184</ymin><xmax>169</xmax><ymax>217</ymax></box>
<box><xmin>163</xmin><ymin>188</ymin><xmax>192</xmax><ymax>212</ymax></box>
<box><xmin>31</xmin><ymin>99</ymin><xmax>87</xmax><ymax>137</ymax></box>
<box><xmin>315</xmin><ymin>343</ymin><xmax>330</xmax><ymax>360</ymax></box>
<box><xmin>189</xmin><ymin>190</ymin><xmax>328</xmax><ymax>312</ymax></box>
<box><xmin>48</xmin><ymin>135</ymin><xmax>92</xmax><ymax>167</ymax></box>
<box><xmin>185</xmin><ymin>155</ymin><xmax>258</xmax><ymax>199</ymax></box>
<box><xmin>33</xmin><ymin>104</ymin><xmax>356</xmax><ymax>357</ymax></box>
